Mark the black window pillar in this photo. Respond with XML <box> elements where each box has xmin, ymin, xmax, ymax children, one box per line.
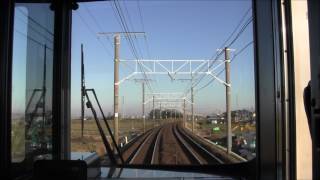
<box><xmin>307</xmin><ymin>0</ymin><xmax>320</xmax><ymax>179</ymax></box>
<box><xmin>52</xmin><ymin>0</ymin><xmax>76</xmax><ymax>160</ymax></box>
<box><xmin>254</xmin><ymin>0</ymin><xmax>283</xmax><ymax>179</ymax></box>
<box><xmin>0</xmin><ymin>0</ymin><xmax>14</xmax><ymax>179</ymax></box>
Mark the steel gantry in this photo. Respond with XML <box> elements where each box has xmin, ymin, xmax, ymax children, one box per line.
<box><xmin>143</xmin><ymin>92</ymin><xmax>193</xmax><ymax>128</ymax></box>
<box><xmin>99</xmin><ymin>32</ymin><xmax>233</xmax><ymax>154</ymax></box>
<box><xmin>117</xmin><ymin>59</ymin><xmax>229</xmax><ymax>85</ymax></box>
<box><xmin>116</xmin><ymin>59</ymin><xmax>231</xmax><ymax>135</ymax></box>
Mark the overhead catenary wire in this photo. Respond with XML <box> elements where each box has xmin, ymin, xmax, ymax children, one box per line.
<box><xmin>210</xmin><ymin>7</ymin><xmax>252</xmax><ymax>60</ymax></box>
<box><xmin>136</xmin><ymin>0</ymin><xmax>157</xmax><ymax>89</ymax></box>
<box><xmin>84</xmin><ymin>5</ymin><xmax>114</xmax><ymax>49</ymax></box>
<box><xmin>182</xmin><ymin>7</ymin><xmax>253</xmax><ymax>96</ymax></box>
<box><xmin>186</xmin><ymin>7</ymin><xmax>252</xmax><ymax>91</ymax></box>
<box><xmin>136</xmin><ymin>0</ymin><xmax>152</xmax><ymax>59</ymax></box>
<box><xmin>195</xmin><ymin>41</ymin><xmax>254</xmax><ymax>93</ymax></box>
<box><xmin>77</xmin><ymin>2</ymin><xmax>252</xmax><ymax>113</ymax></box>
<box><xmin>84</xmin><ymin>4</ymin><xmax>136</xmax><ymax>73</ymax></box>
<box><xmin>112</xmin><ymin>0</ymin><xmax>154</xmax><ymax>93</ymax></box>
<box><xmin>76</xmin><ymin>11</ymin><xmax>113</xmax><ymax>57</ymax></box>
<box><xmin>114</xmin><ymin>0</ymin><xmax>153</xmax><ymax>87</ymax></box>
<box><xmin>113</xmin><ymin>0</ymin><xmax>139</xmax><ymax>59</ymax></box>
<box><xmin>110</xmin><ymin>0</ymin><xmax>148</xmax><ymax>72</ymax></box>
<box><xmin>226</xmin><ymin>17</ymin><xmax>253</xmax><ymax>48</ymax></box>
<box><xmin>15</xmin><ymin>14</ymin><xmax>53</xmax><ymax>44</ymax></box>
<box><xmin>14</xmin><ymin>29</ymin><xmax>53</xmax><ymax>51</ymax></box>
<box><xmin>17</xmin><ymin>8</ymin><xmax>54</xmax><ymax>36</ymax></box>
<box><xmin>121</xmin><ymin>0</ymin><xmax>145</xmax><ymax>59</ymax></box>
<box><xmin>191</xmin><ymin>15</ymin><xmax>253</xmax><ymax>92</ymax></box>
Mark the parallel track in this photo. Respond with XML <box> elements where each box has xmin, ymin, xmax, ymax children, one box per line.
<box><xmin>122</xmin><ymin>122</ymin><xmax>223</xmax><ymax>165</ymax></box>
<box><xmin>175</xmin><ymin>124</ymin><xmax>223</xmax><ymax>164</ymax></box>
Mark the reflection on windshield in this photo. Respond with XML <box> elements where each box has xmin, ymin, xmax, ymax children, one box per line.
<box><xmin>12</xmin><ymin>3</ymin><xmax>54</xmax><ymax>163</ymax></box>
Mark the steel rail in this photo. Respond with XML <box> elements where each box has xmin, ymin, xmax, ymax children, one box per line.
<box><xmin>177</xmin><ymin>124</ymin><xmax>224</xmax><ymax>164</ymax></box>
<box><xmin>129</xmin><ymin>127</ymin><xmax>162</xmax><ymax>164</ymax></box>
<box><xmin>123</xmin><ymin>129</ymin><xmax>154</xmax><ymax>164</ymax></box>
<box><xmin>120</xmin><ymin>128</ymin><xmax>153</xmax><ymax>153</ymax></box>
<box><xmin>172</xmin><ymin>124</ymin><xmax>203</xmax><ymax>165</ymax></box>
<box><xmin>151</xmin><ymin>126</ymin><xmax>164</xmax><ymax>164</ymax></box>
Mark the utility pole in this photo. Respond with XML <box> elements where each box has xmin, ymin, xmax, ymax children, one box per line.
<box><xmin>225</xmin><ymin>47</ymin><xmax>232</xmax><ymax>154</ymax></box>
<box><xmin>152</xmin><ymin>95</ymin><xmax>155</xmax><ymax>127</ymax></box>
<box><xmin>191</xmin><ymin>83</ymin><xmax>195</xmax><ymax>133</ymax></box>
<box><xmin>183</xmin><ymin>99</ymin><xmax>186</xmax><ymax>128</ymax></box>
<box><xmin>142</xmin><ymin>82</ymin><xmax>145</xmax><ymax>133</ymax></box>
<box><xmin>122</xmin><ymin>96</ymin><xmax>125</xmax><ymax>119</ymax></box>
<box><xmin>114</xmin><ymin>34</ymin><xmax>120</xmax><ymax>146</ymax></box>
<box><xmin>40</xmin><ymin>44</ymin><xmax>47</xmax><ymax>142</ymax></box>
<box><xmin>174</xmin><ymin>109</ymin><xmax>177</xmax><ymax>121</ymax></box>
<box><xmin>81</xmin><ymin>44</ymin><xmax>85</xmax><ymax>138</ymax></box>
<box><xmin>98</xmin><ymin>32</ymin><xmax>146</xmax><ymax>145</ymax></box>
<box><xmin>159</xmin><ymin>103</ymin><xmax>162</xmax><ymax>125</ymax></box>
<box><xmin>133</xmin><ymin>79</ymin><xmax>153</xmax><ymax>132</ymax></box>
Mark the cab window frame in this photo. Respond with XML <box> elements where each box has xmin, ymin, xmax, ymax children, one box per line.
<box><xmin>0</xmin><ymin>0</ymin><xmax>295</xmax><ymax>179</ymax></box>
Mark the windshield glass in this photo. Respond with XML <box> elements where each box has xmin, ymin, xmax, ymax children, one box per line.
<box><xmin>71</xmin><ymin>0</ymin><xmax>255</xmax><ymax>166</ymax></box>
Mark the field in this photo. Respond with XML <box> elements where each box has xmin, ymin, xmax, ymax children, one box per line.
<box><xmin>71</xmin><ymin>118</ymin><xmax>255</xmax><ymax>154</ymax></box>
<box><xmin>192</xmin><ymin>119</ymin><xmax>256</xmax><ymax>138</ymax></box>
<box><xmin>71</xmin><ymin>118</ymin><xmax>161</xmax><ymax>154</ymax></box>
<box><xmin>11</xmin><ymin>118</ymin><xmax>256</xmax><ymax>160</ymax></box>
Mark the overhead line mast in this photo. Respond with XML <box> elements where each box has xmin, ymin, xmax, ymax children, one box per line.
<box><xmin>114</xmin><ymin>34</ymin><xmax>120</xmax><ymax>146</ymax></box>
<box><xmin>224</xmin><ymin>47</ymin><xmax>232</xmax><ymax>154</ymax></box>
<box><xmin>81</xmin><ymin>44</ymin><xmax>85</xmax><ymax>138</ymax></box>
<box><xmin>99</xmin><ymin>32</ymin><xmax>147</xmax><ymax>145</ymax></box>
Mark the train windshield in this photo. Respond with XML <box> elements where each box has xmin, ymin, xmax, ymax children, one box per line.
<box><xmin>69</xmin><ymin>0</ymin><xmax>255</xmax><ymax>166</ymax></box>
<box><xmin>10</xmin><ymin>0</ymin><xmax>256</xmax><ymax>168</ymax></box>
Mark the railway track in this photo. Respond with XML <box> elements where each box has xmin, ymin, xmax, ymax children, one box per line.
<box><xmin>174</xmin><ymin>124</ymin><xmax>223</xmax><ymax>164</ymax></box>
<box><xmin>128</xmin><ymin>126</ymin><xmax>163</xmax><ymax>164</ymax></box>
<box><xmin>121</xmin><ymin>122</ymin><xmax>224</xmax><ymax>165</ymax></box>
<box><xmin>120</xmin><ymin>128</ymin><xmax>154</xmax><ymax>164</ymax></box>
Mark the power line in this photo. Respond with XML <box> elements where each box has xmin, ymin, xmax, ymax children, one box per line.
<box><xmin>226</xmin><ymin>17</ymin><xmax>253</xmax><ymax>48</ymax></box>
<box><xmin>113</xmin><ymin>0</ymin><xmax>142</xmax><ymax>60</ymax></box>
<box><xmin>113</xmin><ymin>0</ymin><xmax>139</xmax><ymax>58</ymax></box>
<box><xmin>196</xmin><ymin>16</ymin><xmax>253</xmax><ymax>88</ymax></box>
<box><xmin>121</xmin><ymin>0</ymin><xmax>145</xmax><ymax>59</ymax></box>
<box><xmin>111</xmin><ymin>1</ymin><xmax>141</xmax><ymax>59</ymax></box>
<box><xmin>137</xmin><ymin>0</ymin><xmax>145</xmax><ymax>31</ymax></box>
<box><xmin>195</xmin><ymin>7</ymin><xmax>252</xmax><ymax>86</ymax></box>
<box><xmin>132</xmin><ymin>0</ymin><xmax>153</xmax><ymax>92</ymax></box>
<box><xmin>137</xmin><ymin>0</ymin><xmax>152</xmax><ymax>58</ymax></box>
<box><xmin>184</xmin><ymin>9</ymin><xmax>253</xmax><ymax>95</ymax></box>
<box><xmin>143</xmin><ymin>35</ymin><xmax>152</xmax><ymax>59</ymax></box>
<box><xmin>210</xmin><ymin>7</ymin><xmax>252</xmax><ymax>60</ymax></box>
<box><xmin>14</xmin><ymin>29</ymin><xmax>53</xmax><ymax>51</ymax></box>
<box><xmin>15</xmin><ymin>14</ymin><xmax>53</xmax><ymax>44</ymax></box>
<box><xmin>17</xmin><ymin>8</ymin><xmax>54</xmax><ymax>36</ymax></box>
<box><xmin>76</xmin><ymin>12</ymin><xmax>112</xmax><ymax>57</ymax></box>
<box><xmin>117</xmin><ymin>0</ymin><xmax>154</xmax><ymax>93</ymax></box>
<box><xmin>84</xmin><ymin>5</ymin><xmax>114</xmax><ymax>49</ymax></box>
<box><xmin>112</xmin><ymin>0</ymin><xmax>154</xmax><ymax>93</ymax></box>
<box><xmin>195</xmin><ymin>41</ymin><xmax>253</xmax><ymax>93</ymax></box>
<box><xmin>108</xmin><ymin>1</ymin><xmax>124</xmax><ymax>28</ymax></box>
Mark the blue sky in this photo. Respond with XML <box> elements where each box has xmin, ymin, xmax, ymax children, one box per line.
<box><xmin>71</xmin><ymin>0</ymin><xmax>254</xmax><ymax>117</ymax></box>
<box><xmin>11</xmin><ymin>1</ymin><xmax>254</xmax><ymax>117</ymax></box>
